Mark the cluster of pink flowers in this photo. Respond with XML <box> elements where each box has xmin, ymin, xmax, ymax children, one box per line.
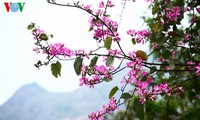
<box><xmin>98</xmin><ymin>1</ymin><xmax>114</xmax><ymax>8</ymax></box>
<box><xmin>79</xmin><ymin>64</ymin><xmax>112</xmax><ymax>88</ymax></box>
<box><xmin>89</xmin><ymin>16</ymin><xmax>120</xmax><ymax>42</ymax></box>
<box><xmin>86</xmin><ymin>1</ymin><xmax>120</xmax><ymax>43</ymax></box>
<box><xmin>166</xmin><ymin>6</ymin><xmax>181</xmax><ymax>21</ymax></box>
<box><xmin>32</xmin><ymin>28</ymin><xmax>44</xmax><ymax>40</ymax></box>
<box><xmin>88</xmin><ymin>97</ymin><xmax>118</xmax><ymax>120</ymax></box>
<box><xmin>48</xmin><ymin>43</ymin><xmax>74</xmax><ymax>57</ymax></box>
<box><xmin>108</xmin><ymin>49</ymin><xmax>121</xmax><ymax>56</ymax></box>
<box><xmin>127</xmin><ymin>29</ymin><xmax>150</xmax><ymax>44</ymax></box>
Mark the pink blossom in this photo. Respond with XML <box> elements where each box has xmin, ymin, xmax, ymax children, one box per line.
<box><xmin>108</xmin><ymin>49</ymin><xmax>121</xmax><ymax>56</ymax></box>
<box><xmin>191</xmin><ymin>16</ymin><xmax>196</xmax><ymax>24</ymax></box>
<box><xmin>196</xmin><ymin>7</ymin><xmax>200</xmax><ymax>14</ymax></box>
<box><xmin>107</xmin><ymin>1</ymin><xmax>114</xmax><ymax>7</ymax></box>
<box><xmin>120</xmin><ymin>76</ymin><xmax>127</xmax><ymax>86</ymax></box>
<box><xmin>172</xmin><ymin>51</ymin><xmax>177</xmax><ymax>59</ymax></box>
<box><xmin>102</xmin><ymin>97</ymin><xmax>118</xmax><ymax>114</ymax></box>
<box><xmin>33</xmin><ymin>47</ymin><xmax>40</xmax><ymax>54</ymax></box>
<box><xmin>145</xmin><ymin>0</ymin><xmax>152</xmax><ymax>3</ymax></box>
<box><xmin>127</xmin><ymin>29</ymin><xmax>136</xmax><ymax>36</ymax></box>
<box><xmin>184</xmin><ymin>34</ymin><xmax>191</xmax><ymax>41</ymax></box>
<box><xmin>113</xmin><ymin>33</ymin><xmax>121</xmax><ymax>42</ymax></box>
<box><xmin>79</xmin><ymin>76</ymin><xmax>89</xmax><ymax>86</ymax></box>
<box><xmin>178</xmin><ymin>41</ymin><xmax>184</xmax><ymax>46</ymax></box>
<box><xmin>187</xmin><ymin>61</ymin><xmax>195</xmax><ymax>70</ymax></box>
<box><xmin>32</xmin><ymin>28</ymin><xmax>44</xmax><ymax>35</ymax></box>
<box><xmin>196</xmin><ymin>94</ymin><xmax>200</xmax><ymax>99</ymax></box>
<box><xmin>136</xmin><ymin>80</ymin><xmax>149</xmax><ymax>91</ymax></box>
<box><xmin>89</xmin><ymin>97</ymin><xmax>118</xmax><ymax>119</ymax></box>
<box><xmin>126</xmin><ymin>61</ymin><xmax>136</xmax><ymax>68</ymax></box>
<box><xmin>195</xmin><ymin>63</ymin><xmax>200</xmax><ymax>76</ymax></box>
<box><xmin>153</xmin><ymin>85</ymin><xmax>162</xmax><ymax>95</ymax></box>
<box><xmin>83</xmin><ymin>4</ymin><xmax>92</xmax><ymax>13</ymax></box>
<box><xmin>159</xmin><ymin>83</ymin><xmax>170</xmax><ymax>94</ymax></box>
<box><xmin>94</xmin><ymin>65</ymin><xmax>109</xmax><ymax>75</ymax></box>
<box><xmin>88</xmin><ymin>110</ymin><xmax>104</xmax><ymax>120</ymax></box>
<box><xmin>95</xmin><ymin>9</ymin><xmax>103</xmax><ymax>16</ymax></box>
<box><xmin>98</xmin><ymin>1</ymin><xmax>104</xmax><ymax>8</ymax></box>
<box><xmin>166</xmin><ymin>6</ymin><xmax>181</xmax><ymax>21</ymax></box>
<box><xmin>139</xmin><ymin>97</ymin><xmax>146</xmax><ymax>104</ymax></box>
<box><xmin>152</xmin><ymin>42</ymin><xmax>158</xmax><ymax>49</ymax></box>
<box><xmin>128</xmin><ymin>51</ymin><xmax>136</xmax><ymax>59</ymax></box>
<box><xmin>127</xmin><ymin>29</ymin><xmax>150</xmax><ymax>44</ymax></box>
<box><xmin>48</xmin><ymin>43</ymin><xmax>74</xmax><ymax>58</ymax></box>
<box><xmin>184</xmin><ymin>6</ymin><xmax>190</xmax><ymax>12</ymax></box>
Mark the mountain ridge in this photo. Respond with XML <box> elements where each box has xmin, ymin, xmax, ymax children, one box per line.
<box><xmin>0</xmin><ymin>82</ymin><xmax>111</xmax><ymax>120</ymax></box>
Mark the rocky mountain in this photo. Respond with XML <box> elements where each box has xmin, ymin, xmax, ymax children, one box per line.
<box><xmin>0</xmin><ymin>65</ymin><xmax>130</xmax><ymax>120</ymax></box>
<box><xmin>0</xmin><ymin>82</ymin><xmax>115</xmax><ymax>120</ymax></box>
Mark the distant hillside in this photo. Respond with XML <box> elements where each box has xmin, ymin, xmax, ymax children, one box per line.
<box><xmin>0</xmin><ymin>82</ymin><xmax>113</xmax><ymax>120</ymax></box>
<box><xmin>0</xmin><ymin>66</ymin><xmax>130</xmax><ymax>120</ymax></box>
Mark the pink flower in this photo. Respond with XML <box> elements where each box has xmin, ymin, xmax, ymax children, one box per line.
<box><xmin>114</xmin><ymin>33</ymin><xmax>121</xmax><ymax>42</ymax></box>
<box><xmin>166</xmin><ymin>6</ymin><xmax>181</xmax><ymax>21</ymax></box>
<box><xmin>184</xmin><ymin>34</ymin><xmax>191</xmax><ymax>41</ymax></box>
<box><xmin>196</xmin><ymin>7</ymin><xmax>200</xmax><ymax>14</ymax></box>
<box><xmin>83</xmin><ymin>4</ymin><xmax>93</xmax><ymax>13</ymax></box>
<box><xmin>152</xmin><ymin>42</ymin><xmax>158</xmax><ymax>49</ymax></box>
<box><xmin>187</xmin><ymin>61</ymin><xmax>195</xmax><ymax>70</ymax></box>
<box><xmin>102</xmin><ymin>97</ymin><xmax>118</xmax><ymax>114</ymax></box>
<box><xmin>126</xmin><ymin>61</ymin><xmax>136</xmax><ymax>68</ymax></box>
<box><xmin>88</xmin><ymin>110</ymin><xmax>104</xmax><ymax>120</ymax></box>
<box><xmin>191</xmin><ymin>16</ymin><xmax>196</xmax><ymax>24</ymax></box>
<box><xmin>48</xmin><ymin>43</ymin><xmax>74</xmax><ymax>58</ymax></box>
<box><xmin>195</xmin><ymin>63</ymin><xmax>200</xmax><ymax>76</ymax></box>
<box><xmin>79</xmin><ymin>77</ymin><xmax>89</xmax><ymax>86</ymax></box>
<box><xmin>127</xmin><ymin>29</ymin><xmax>150</xmax><ymax>44</ymax></box>
<box><xmin>94</xmin><ymin>65</ymin><xmax>108</xmax><ymax>75</ymax></box>
<box><xmin>172</xmin><ymin>51</ymin><xmax>176</xmax><ymax>59</ymax></box>
<box><xmin>107</xmin><ymin>1</ymin><xmax>114</xmax><ymax>7</ymax></box>
<box><xmin>153</xmin><ymin>85</ymin><xmax>161</xmax><ymax>95</ymax></box>
<box><xmin>139</xmin><ymin>97</ymin><xmax>146</xmax><ymax>104</ymax></box>
<box><xmin>145</xmin><ymin>0</ymin><xmax>152</xmax><ymax>3</ymax></box>
<box><xmin>127</xmin><ymin>29</ymin><xmax>136</xmax><ymax>36</ymax></box>
<box><xmin>89</xmin><ymin>97</ymin><xmax>118</xmax><ymax>119</ymax></box>
<box><xmin>98</xmin><ymin>1</ymin><xmax>104</xmax><ymax>8</ymax></box>
<box><xmin>108</xmin><ymin>49</ymin><xmax>121</xmax><ymax>56</ymax></box>
<box><xmin>33</xmin><ymin>47</ymin><xmax>40</xmax><ymax>54</ymax></box>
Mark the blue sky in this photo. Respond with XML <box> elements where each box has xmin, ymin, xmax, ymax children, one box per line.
<box><xmin>0</xmin><ymin>0</ymin><xmax>148</xmax><ymax>105</ymax></box>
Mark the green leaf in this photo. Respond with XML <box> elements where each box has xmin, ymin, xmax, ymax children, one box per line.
<box><xmin>103</xmin><ymin>77</ymin><xmax>111</xmax><ymax>82</ymax></box>
<box><xmin>109</xmin><ymin>86</ymin><xmax>118</xmax><ymax>99</ymax></box>
<box><xmin>51</xmin><ymin>61</ymin><xmax>62</xmax><ymax>78</ymax></box>
<box><xmin>194</xmin><ymin>54</ymin><xmax>200</xmax><ymax>61</ymax></box>
<box><xmin>132</xmin><ymin>38</ymin><xmax>136</xmax><ymax>45</ymax></box>
<box><xmin>104</xmin><ymin>36</ymin><xmax>112</xmax><ymax>50</ymax></box>
<box><xmin>121</xmin><ymin>93</ymin><xmax>132</xmax><ymax>100</ymax></box>
<box><xmin>88</xmin><ymin>27</ymin><xmax>93</xmax><ymax>32</ymax></box>
<box><xmin>39</xmin><ymin>33</ymin><xmax>49</xmax><ymax>41</ymax></box>
<box><xmin>50</xmin><ymin>34</ymin><xmax>54</xmax><ymax>38</ymax></box>
<box><xmin>169</xmin><ymin>61</ymin><xmax>175</xmax><ymax>69</ymax></box>
<box><xmin>136</xmin><ymin>50</ymin><xmax>148</xmax><ymax>61</ymax></box>
<box><xmin>152</xmin><ymin>3</ymin><xmax>158</xmax><ymax>15</ymax></box>
<box><xmin>89</xmin><ymin>56</ymin><xmax>98</xmax><ymax>68</ymax></box>
<box><xmin>27</xmin><ymin>23</ymin><xmax>35</xmax><ymax>30</ymax></box>
<box><xmin>74</xmin><ymin>57</ymin><xmax>83</xmax><ymax>75</ymax></box>
<box><xmin>106</xmin><ymin>56</ymin><xmax>114</xmax><ymax>66</ymax></box>
<box><xmin>150</xmin><ymin>66</ymin><xmax>157</xmax><ymax>74</ymax></box>
<box><xmin>162</xmin><ymin>50</ymin><xmax>171</xmax><ymax>59</ymax></box>
<box><xmin>133</xmin><ymin>98</ymin><xmax>144</xmax><ymax>120</ymax></box>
